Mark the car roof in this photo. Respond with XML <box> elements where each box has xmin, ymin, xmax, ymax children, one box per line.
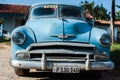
<box><xmin>31</xmin><ymin>2</ymin><xmax>81</xmax><ymax>8</ymax></box>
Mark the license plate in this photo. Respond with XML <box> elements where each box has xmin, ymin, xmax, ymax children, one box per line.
<box><xmin>53</xmin><ymin>64</ymin><xmax>81</xmax><ymax>73</ymax></box>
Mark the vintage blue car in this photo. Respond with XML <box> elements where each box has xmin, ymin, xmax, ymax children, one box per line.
<box><xmin>10</xmin><ymin>2</ymin><xmax>114</xmax><ymax>77</ymax></box>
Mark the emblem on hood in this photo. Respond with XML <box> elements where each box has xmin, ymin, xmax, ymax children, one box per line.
<box><xmin>51</xmin><ymin>34</ymin><xmax>75</xmax><ymax>39</ymax></box>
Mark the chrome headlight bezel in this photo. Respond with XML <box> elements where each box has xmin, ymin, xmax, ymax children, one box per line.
<box><xmin>16</xmin><ymin>53</ymin><xmax>30</xmax><ymax>60</ymax></box>
<box><xmin>15</xmin><ymin>50</ymin><xmax>30</xmax><ymax>60</ymax></box>
<box><xmin>12</xmin><ymin>32</ymin><xmax>26</xmax><ymax>45</ymax></box>
<box><xmin>99</xmin><ymin>34</ymin><xmax>111</xmax><ymax>47</ymax></box>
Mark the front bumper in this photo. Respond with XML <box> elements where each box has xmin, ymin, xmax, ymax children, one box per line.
<box><xmin>10</xmin><ymin>59</ymin><xmax>114</xmax><ymax>71</ymax></box>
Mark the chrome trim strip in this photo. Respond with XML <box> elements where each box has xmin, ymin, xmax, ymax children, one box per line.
<box><xmin>51</xmin><ymin>34</ymin><xmax>75</xmax><ymax>39</ymax></box>
<box><xmin>29</xmin><ymin>49</ymin><xmax>94</xmax><ymax>54</ymax></box>
<box><xmin>27</xmin><ymin>42</ymin><xmax>95</xmax><ymax>50</ymax></box>
<box><xmin>41</xmin><ymin>52</ymin><xmax>47</xmax><ymax>70</ymax></box>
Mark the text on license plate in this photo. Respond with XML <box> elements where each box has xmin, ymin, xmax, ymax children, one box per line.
<box><xmin>53</xmin><ymin>65</ymin><xmax>81</xmax><ymax>73</ymax></box>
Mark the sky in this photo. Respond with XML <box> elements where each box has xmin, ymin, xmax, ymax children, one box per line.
<box><xmin>0</xmin><ymin>0</ymin><xmax>120</xmax><ymax>12</ymax></box>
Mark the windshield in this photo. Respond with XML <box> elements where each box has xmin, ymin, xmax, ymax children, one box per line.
<box><xmin>60</xmin><ymin>5</ymin><xmax>81</xmax><ymax>19</ymax></box>
<box><xmin>31</xmin><ymin>5</ymin><xmax>57</xmax><ymax>18</ymax></box>
<box><xmin>30</xmin><ymin>5</ymin><xmax>81</xmax><ymax>19</ymax></box>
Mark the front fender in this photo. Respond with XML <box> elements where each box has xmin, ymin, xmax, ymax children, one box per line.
<box><xmin>11</xmin><ymin>26</ymin><xmax>35</xmax><ymax>59</ymax></box>
<box><xmin>90</xmin><ymin>28</ymin><xmax>110</xmax><ymax>54</ymax></box>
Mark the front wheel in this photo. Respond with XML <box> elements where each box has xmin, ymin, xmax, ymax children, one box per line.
<box><xmin>14</xmin><ymin>68</ymin><xmax>30</xmax><ymax>76</ymax></box>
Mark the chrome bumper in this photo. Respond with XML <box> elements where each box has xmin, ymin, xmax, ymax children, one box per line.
<box><xmin>10</xmin><ymin>59</ymin><xmax>114</xmax><ymax>71</ymax></box>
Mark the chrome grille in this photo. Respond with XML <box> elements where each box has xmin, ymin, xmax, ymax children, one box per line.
<box><xmin>27</xmin><ymin>42</ymin><xmax>96</xmax><ymax>61</ymax></box>
<box><xmin>29</xmin><ymin>53</ymin><xmax>94</xmax><ymax>60</ymax></box>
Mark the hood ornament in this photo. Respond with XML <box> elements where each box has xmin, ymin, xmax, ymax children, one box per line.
<box><xmin>51</xmin><ymin>34</ymin><xmax>75</xmax><ymax>39</ymax></box>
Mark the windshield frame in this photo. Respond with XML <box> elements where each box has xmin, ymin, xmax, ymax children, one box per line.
<box><xmin>29</xmin><ymin>4</ymin><xmax>83</xmax><ymax>20</ymax></box>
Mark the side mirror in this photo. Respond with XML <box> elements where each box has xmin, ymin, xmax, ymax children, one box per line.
<box><xmin>24</xmin><ymin>8</ymin><xmax>30</xmax><ymax>21</ymax></box>
<box><xmin>24</xmin><ymin>14</ymin><xmax>28</xmax><ymax>21</ymax></box>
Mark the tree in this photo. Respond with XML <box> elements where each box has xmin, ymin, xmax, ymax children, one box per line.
<box><xmin>94</xmin><ymin>4</ymin><xmax>109</xmax><ymax>20</ymax></box>
<box><xmin>115</xmin><ymin>5</ymin><xmax>120</xmax><ymax>20</ymax></box>
<box><xmin>81</xmin><ymin>0</ymin><xmax>94</xmax><ymax>15</ymax></box>
<box><xmin>115</xmin><ymin>10</ymin><xmax>120</xmax><ymax>20</ymax></box>
<box><xmin>81</xmin><ymin>1</ymin><xmax>110</xmax><ymax>20</ymax></box>
<box><xmin>110</xmin><ymin>0</ymin><xmax>115</xmax><ymax>43</ymax></box>
<box><xmin>116</xmin><ymin>5</ymin><xmax>120</xmax><ymax>8</ymax></box>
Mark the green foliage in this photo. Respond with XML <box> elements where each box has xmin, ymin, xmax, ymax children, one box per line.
<box><xmin>81</xmin><ymin>0</ymin><xmax>94</xmax><ymax>15</ymax></box>
<box><xmin>111</xmin><ymin>43</ymin><xmax>120</xmax><ymax>51</ymax></box>
<box><xmin>116</xmin><ymin>5</ymin><xmax>120</xmax><ymax>8</ymax></box>
<box><xmin>115</xmin><ymin>10</ymin><xmax>120</xmax><ymax>20</ymax></box>
<box><xmin>110</xmin><ymin>44</ymin><xmax>120</xmax><ymax>74</ymax></box>
<box><xmin>81</xmin><ymin>1</ymin><xmax>110</xmax><ymax>20</ymax></box>
<box><xmin>111</xmin><ymin>44</ymin><xmax>120</xmax><ymax>64</ymax></box>
<box><xmin>94</xmin><ymin>4</ymin><xmax>109</xmax><ymax>20</ymax></box>
<box><xmin>82</xmin><ymin>1</ymin><xmax>120</xmax><ymax>21</ymax></box>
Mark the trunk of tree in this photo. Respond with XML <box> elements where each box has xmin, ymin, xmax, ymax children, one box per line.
<box><xmin>110</xmin><ymin>0</ymin><xmax>115</xmax><ymax>43</ymax></box>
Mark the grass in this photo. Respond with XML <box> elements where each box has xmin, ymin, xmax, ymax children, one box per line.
<box><xmin>0</xmin><ymin>38</ymin><xmax>10</xmax><ymax>45</ymax></box>
<box><xmin>111</xmin><ymin>43</ymin><xmax>120</xmax><ymax>52</ymax></box>
<box><xmin>110</xmin><ymin>43</ymin><xmax>120</xmax><ymax>63</ymax></box>
<box><xmin>110</xmin><ymin>43</ymin><xmax>120</xmax><ymax>75</ymax></box>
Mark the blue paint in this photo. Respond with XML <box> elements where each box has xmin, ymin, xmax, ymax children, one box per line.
<box><xmin>10</xmin><ymin>3</ymin><xmax>114</xmax><ymax>72</ymax></box>
<box><xmin>25</xmin><ymin>18</ymin><xmax>91</xmax><ymax>43</ymax></box>
<box><xmin>11</xmin><ymin>3</ymin><xmax>111</xmax><ymax>56</ymax></box>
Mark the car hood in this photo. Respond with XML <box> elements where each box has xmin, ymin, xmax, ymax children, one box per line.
<box><xmin>25</xmin><ymin>18</ymin><xmax>91</xmax><ymax>43</ymax></box>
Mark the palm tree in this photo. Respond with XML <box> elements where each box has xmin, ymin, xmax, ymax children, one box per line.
<box><xmin>94</xmin><ymin>4</ymin><xmax>109</xmax><ymax>20</ymax></box>
<box><xmin>81</xmin><ymin>0</ymin><xmax>94</xmax><ymax>15</ymax></box>
<box><xmin>81</xmin><ymin>1</ymin><xmax>109</xmax><ymax>20</ymax></box>
<box><xmin>115</xmin><ymin>10</ymin><xmax>120</xmax><ymax>20</ymax></box>
<box><xmin>115</xmin><ymin>5</ymin><xmax>120</xmax><ymax>20</ymax></box>
<box><xmin>116</xmin><ymin>5</ymin><xmax>120</xmax><ymax>8</ymax></box>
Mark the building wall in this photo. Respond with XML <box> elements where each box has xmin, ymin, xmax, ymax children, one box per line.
<box><xmin>4</xmin><ymin>16</ymin><xmax>15</xmax><ymax>34</ymax></box>
<box><xmin>0</xmin><ymin>24</ymin><xmax>3</xmax><ymax>37</ymax></box>
<box><xmin>15</xmin><ymin>18</ymin><xmax>25</xmax><ymax>27</ymax></box>
<box><xmin>3</xmin><ymin>14</ymin><xmax>25</xmax><ymax>36</ymax></box>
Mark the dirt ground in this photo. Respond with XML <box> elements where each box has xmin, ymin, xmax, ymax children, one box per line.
<box><xmin>0</xmin><ymin>43</ymin><xmax>120</xmax><ymax>80</ymax></box>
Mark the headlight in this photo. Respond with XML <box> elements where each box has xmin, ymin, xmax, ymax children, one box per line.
<box><xmin>99</xmin><ymin>34</ymin><xmax>111</xmax><ymax>46</ymax></box>
<box><xmin>12</xmin><ymin>32</ymin><xmax>25</xmax><ymax>44</ymax></box>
